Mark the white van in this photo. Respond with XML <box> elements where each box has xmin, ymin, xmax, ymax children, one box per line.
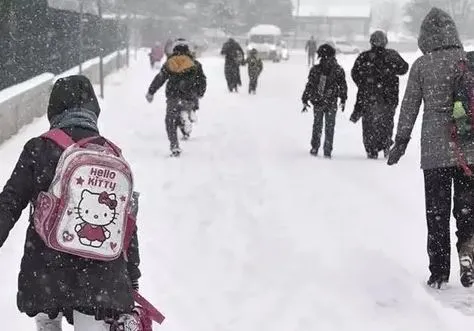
<box><xmin>247</xmin><ymin>24</ymin><xmax>283</xmax><ymax>62</ymax></box>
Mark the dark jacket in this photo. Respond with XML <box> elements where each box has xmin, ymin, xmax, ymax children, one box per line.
<box><xmin>395</xmin><ymin>7</ymin><xmax>474</xmax><ymax>169</ymax></box>
<box><xmin>0</xmin><ymin>76</ymin><xmax>141</xmax><ymax>323</ymax></box>
<box><xmin>220</xmin><ymin>39</ymin><xmax>244</xmax><ymax>65</ymax></box>
<box><xmin>351</xmin><ymin>47</ymin><xmax>409</xmax><ymax>109</ymax></box>
<box><xmin>244</xmin><ymin>55</ymin><xmax>263</xmax><ymax>80</ymax></box>
<box><xmin>221</xmin><ymin>39</ymin><xmax>244</xmax><ymax>87</ymax></box>
<box><xmin>148</xmin><ymin>52</ymin><xmax>207</xmax><ymax>102</ymax></box>
<box><xmin>302</xmin><ymin>57</ymin><xmax>348</xmax><ymax>108</ymax></box>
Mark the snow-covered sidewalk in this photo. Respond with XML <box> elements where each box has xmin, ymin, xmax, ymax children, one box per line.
<box><xmin>0</xmin><ymin>50</ymin><xmax>472</xmax><ymax>330</ymax></box>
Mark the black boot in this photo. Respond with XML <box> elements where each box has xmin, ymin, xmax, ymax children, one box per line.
<box><xmin>460</xmin><ymin>255</ymin><xmax>474</xmax><ymax>288</ymax></box>
<box><xmin>427</xmin><ymin>274</ymin><xmax>449</xmax><ymax>289</ymax></box>
<box><xmin>367</xmin><ymin>152</ymin><xmax>378</xmax><ymax>159</ymax></box>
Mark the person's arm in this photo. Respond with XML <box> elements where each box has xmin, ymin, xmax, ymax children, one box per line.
<box><xmin>388</xmin><ymin>58</ymin><xmax>423</xmax><ymax>165</ymax></box>
<box><xmin>387</xmin><ymin>49</ymin><xmax>409</xmax><ymax>76</ymax></box>
<box><xmin>337</xmin><ymin>66</ymin><xmax>348</xmax><ymax>104</ymax></box>
<box><xmin>0</xmin><ymin>139</ymin><xmax>36</xmax><ymax>247</ymax></box>
<box><xmin>351</xmin><ymin>54</ymin><xmax>365</xmax><ymax>87</ymax></box>
<box><xmin>302</xmin><ymin>68</ymin><xmax>316</xmax><ymax>105</ymax></box>
<box><xmin>396</xmin><ymin>58</ymin><xmax>423</xmax><ymax>140</ymax></box>
<box><xmin>127</xmin><ymin>229</ymin><xmax>141</xmax><ymax>290</ymax></box>
<box><xmin>194</xmin><ymin>61</ymin><xmax>207</xmax><ymax>98</ymax></box>
<box><xmin>148</xmin><ymin>66</ymin><xmax>170</xmax><ymax>96</ymax></box>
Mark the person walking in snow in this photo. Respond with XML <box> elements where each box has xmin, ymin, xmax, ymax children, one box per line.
<box><xmin>387</xmin><ymin>8</ymin><xmax>474</xmax><ymax>289</ymax></box>
<box><xmin>149</xmin><ymin>42</ymin><xmax>164</xmax><ymax>69</ymax></box>
<box><xmin>351</xmin><ymin>30</ymin><xmax>409</xmax><ymax>159</ymax></box>
<box><xmin>146</xmin><ymin>39</ymin><xmax>207</xmax><ymax>157</ymax></box>
<box><xmin>305</xmin><ymin>36</ymin><xmax>318</xmax><ymax>67</ymax></box>
<box><xmin>220</xmin><ymin>38</ymin><xmax>245</xmax><ymax>92</ymax></box>
<box><xmin>243</xmin><ymin>48</ymin><xmax>263</xmax><ymax>94</ymax></box>
<box><xmin>0</xmin><ymin>75</ymin><xmax>142</xmax><ymax>330</ymax></box>
<box><xmin>302</xmin><ymin>44</ymin><xmax>347</xmax><ymax>159</ymax></box>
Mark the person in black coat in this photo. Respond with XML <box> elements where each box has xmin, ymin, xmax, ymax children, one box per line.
<box><xmin>220</xmin><ymin>38</ymin><xmax>245</xmax><ymax>92</ymax></box>
<box><xmin>305</xmin><ymin>36</ymin><xmax>318</xmax><ymax>67</ymax></box>
<box><xmin>351</xmin><ymin>30</ymin><xmax>409</xmax><ymax>159</ymax></box>
<box><xmin>302</xmin><ymin>44</ymin><xmax>348</xmax><ymax>158</ymax></box>
<box><xmin>0</xmin><ymin>75</ymin><xmax>141</xmax><ymax>329</ymax></box>
<box><xmin>146</xmin><ymin>39</ymin><xmax>207</xmax><ymax>157</ymax></box>
<box><xmin>243</xmin><ymin>48</ymin><xmax>263</xmax><ymax>94</ymax></box>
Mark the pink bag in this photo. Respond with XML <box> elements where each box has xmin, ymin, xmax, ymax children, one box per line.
<box><xmin>33</xmin><ymin>129</ymin><xmax>136</xmax><ymax>261</ymax></box>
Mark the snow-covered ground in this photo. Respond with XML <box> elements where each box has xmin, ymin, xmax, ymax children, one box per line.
<box><xmin>0</xmin><ymin>50</ymin><xmax>473</xmax><ymax>330</ymax></box>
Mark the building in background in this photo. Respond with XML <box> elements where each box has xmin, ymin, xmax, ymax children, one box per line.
<box><xmin>294</xmin><ymin>5</ymin><xmax>371</xmax><ymax>42</ymax></box>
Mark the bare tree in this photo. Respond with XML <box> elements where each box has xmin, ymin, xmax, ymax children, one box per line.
<box><xmin>371</xmin><ymin>0</ymin><xmax>401</xmax><ymax>33</ymax></box>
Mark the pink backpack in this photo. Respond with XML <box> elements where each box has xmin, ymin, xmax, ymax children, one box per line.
<box><xmin>33</xmin><ymin>129</ymin><xmax>136</xmax><ymax>261</ymax></box>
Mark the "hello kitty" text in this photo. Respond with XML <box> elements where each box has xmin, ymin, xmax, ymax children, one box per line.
<box><xmin>88</xmin><ymin>167</ymin><xmax>117</xmax><ymax>191</ymax></box>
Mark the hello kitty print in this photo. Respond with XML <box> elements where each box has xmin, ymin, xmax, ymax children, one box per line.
<box><xmin>74</xmin><ymin>190</ymin><xmax>118</xmax><ymax>248</ymax></box>
<box><xmin>34</xmin><ymin>131</ymin><xmax>134</xmax><ymax>261</ymax></box>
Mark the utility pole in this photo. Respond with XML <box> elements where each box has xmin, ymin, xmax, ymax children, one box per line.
<box><xmin>97</xmin><ymin>0</ymin><xmax>104</xmax><ymax>99</ymax></box>
<box><xmin>293</xmin><ymin>0</ymin><xmax>300</xmax><ymax>48</ymax></box>
<box><xmin>79</xmin><ymin>0</ymin><xmax>84</xmax><ymax>74</ymax></box>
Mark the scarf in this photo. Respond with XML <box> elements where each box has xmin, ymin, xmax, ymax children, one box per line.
<box><xmin>50</xmin><ymin>108</ymin><xmax>99</xmax><ymax>132</ymax></box>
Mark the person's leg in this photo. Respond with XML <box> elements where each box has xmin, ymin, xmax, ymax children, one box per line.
<box><xmin>166</xmin><ymin>102</ymin><xmax>181</xmax><ymax>151</ymax></box>
<box><xmin>310</xmin><ymin>110</ymin><xmax>324</xmax><ymax>154</ymax></box>
<box><xmin>453</xmin><ymin>166</ymin><xmax>474</xmax><ymax>287</ymax></box>
<box><xmin>323</xmin><ymin>107</ymin><xmax>337</xmax><ymax>157</ymax></box>
<box><xmin>36</xmin><ymin>313</ymin><xmax>63</xmax><ymax>331</ymax></box>
<box><xmin>73</xmin><ymin>311</ymin><xmax>109</xmax><ymax>331</ymax></box>
<box><xmin>362</xmin><ymin>111</ymin><xmax>377</xmax><ymax>158</ymax></box>
<box><xmin>424</xmin><ymin>167</ymin><xmax>454</xmax><ymax>288</ymax></box>
<box><xmin>179</xmin><ymin>108</ymin><xmax>193</xmax><ymax>138</ymax></box>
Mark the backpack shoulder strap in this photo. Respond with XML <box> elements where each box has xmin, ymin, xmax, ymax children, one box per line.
<box><xmin>41</xmin><ymin>129</ymin><xmax>75</xmax><ymax>150</ymax></box>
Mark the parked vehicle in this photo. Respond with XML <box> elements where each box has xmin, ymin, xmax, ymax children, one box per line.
<box><xmin>247</xmin><ymin>24</ymin><xmax>283</xmax><ymax>62</ymax></box>
<box><xmin>334</xmin><ymin>41</ymin><xmax>360</xmax><ymax>54</ymax></box>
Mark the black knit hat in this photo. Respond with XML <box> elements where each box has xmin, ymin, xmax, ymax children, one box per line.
<box><xmin>370</xmin><ymin>30</ymin><xmax>388</xmax><ymax>48</ymax></box>
<box><xmin>47</xmin><ymin>75</ymin><xmax>100</xmax><ymax>122</ymax></box>
<box><xmin>173</xmin><ymin>38</ymin><xmax>191</xmax><ymax>54</ymax></box>
<box><xmin>317</xmin><ymin>43</ymin><xmax>336</xmax><ymax>59</ymax></box>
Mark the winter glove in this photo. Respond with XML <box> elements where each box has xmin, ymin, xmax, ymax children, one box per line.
<box><xmin>387</xmin><ymin>136</ymin><xmax>410</xmax><ymax>166</ymax></box>
<box><xmin>145</xmin><ymin>93</ymin><xmax>154</xmax><ymax>103</ymax></box>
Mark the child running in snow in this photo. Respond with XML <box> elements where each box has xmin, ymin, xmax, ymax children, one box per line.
<box><xmin>146</xmin><ymin>38</ymin><xmax>207</xmax><ymax>157</ymax></box>
<box><xmin>243</xmin><ymin>48</ymin><xmax>263</xmax><ymax>94</ymax></box>
<box><xmin>0</xmin><ymin>75</ymin><xmax>142</xmax><ymax>331</ymax></box>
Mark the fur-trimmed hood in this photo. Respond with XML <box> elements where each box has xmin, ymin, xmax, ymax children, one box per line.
<box><xmin>166</xmin><ymin>55</ymin><xmax>196</xmax><ymax>74</ymax></box>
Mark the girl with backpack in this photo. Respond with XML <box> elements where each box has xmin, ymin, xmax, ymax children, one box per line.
<box><xmin>0</xmin><ymin>75</ymin><xmax>146</xmax><ymax>330</ymax></box>
<box><xmin>302</xmin><ymin>44</ymin><xmax>347</xmax><ymax>159</ymax></box>
<box><xmin>388</xmin><ymin>8</ymin><xmax>474</xmax><ymax>289</ymax></box>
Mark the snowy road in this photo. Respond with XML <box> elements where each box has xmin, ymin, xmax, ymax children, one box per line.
<box><xmin>0</xmin><ymin>50</ymin><xmax>473</xmax><ymax>330</ymax></box>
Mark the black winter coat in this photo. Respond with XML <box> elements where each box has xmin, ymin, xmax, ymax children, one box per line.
<box><xmin>244</xmin><ymin>56</ymin><xmax>263</xmax><ymax>80</ymax></box>
<box><xmin>221</xmin><ymin>39</ymin><xmax>244</xmax><ymax>87</ymax></box>
<box><xmin>0</xmin><ymin>127</ymin><xmax>140</xmax><ymax>323</ymax></box>
<box><xmin>302</xmin><ymin>58</ymin><xmax>348</xmax><ymax>107</ymax></box>
<box><xmin>351</xmin><ymin>47</ymin><xmax>409</xmax><ymax>110</ymax></box>
<box><xmin>148</xmin><ymin>53</ymin><xmax>207</xmax><ymax>102</ymax></box>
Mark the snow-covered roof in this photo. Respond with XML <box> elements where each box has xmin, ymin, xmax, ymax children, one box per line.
<box><xmin>295</xmin><ymin>5</ymin><xmax>371</xmax><ymax>19</ymax></box>
<box><xmin>249</xmin><ymin>24</ymin><xmax>282</xmax><ymax>36</ymax></box>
